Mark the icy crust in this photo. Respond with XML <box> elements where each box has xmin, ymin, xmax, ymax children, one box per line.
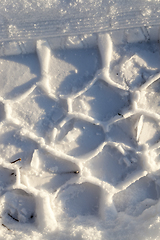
<box><xmin>1</xmin><ymin>34</ymin><xmax>160</xmax><ymax>239</ymax></box>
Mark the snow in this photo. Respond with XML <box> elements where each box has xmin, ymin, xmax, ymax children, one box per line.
<box><xmin>0</xmin><ymin>1</ymin><xmax>160</xmax><ymax>239</ymax></box>
<box><xmin>1</xmin><ymin>0</ymin><xmax>160</xmax><ymax>41</ymax></box>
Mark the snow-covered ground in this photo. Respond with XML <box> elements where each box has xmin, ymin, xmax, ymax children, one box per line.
<box><xmin>1</xmin><ymin>3</ymin><xmax>160</xmax><ymax>239</ymax></box>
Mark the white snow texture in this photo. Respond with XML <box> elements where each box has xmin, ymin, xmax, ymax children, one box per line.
<box><xmin>0</xmin><ymin>2</ymin><xmax>160</xmax><ymax>239</ymax></box>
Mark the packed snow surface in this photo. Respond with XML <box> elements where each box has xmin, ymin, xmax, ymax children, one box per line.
<box><xmin>1</xmin><ymin>0</ymin><xmax>160</xmax><ymax>40</ymax></box>
<box><xmin>1</xmin><ymin>27</ymin><xmax>160</xmax><ymax>240</ymax></box>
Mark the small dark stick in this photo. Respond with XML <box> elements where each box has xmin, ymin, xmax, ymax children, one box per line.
<box><xmin>8</xmin><ymin>213</ymin><xmax>19</xmax><ymax>222</ymax></box>
<box><xmin>50</xmin><ymin>170</ymin><xmax>80</xmax><ymax>175</ymax></box>
<box><xmin>67</xmin><ymin>170</ymin><xmax>79</xmax><ymax>174</ymax></box>
<box><xmin>11</xmin><ymin>158</ymin><xmax>21</xmax><ymax>164</ymax></box>
<box><xmin>2</xmin><ymin>224</ymin><xmax>11</xmax><ymax>231</ymax></box>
